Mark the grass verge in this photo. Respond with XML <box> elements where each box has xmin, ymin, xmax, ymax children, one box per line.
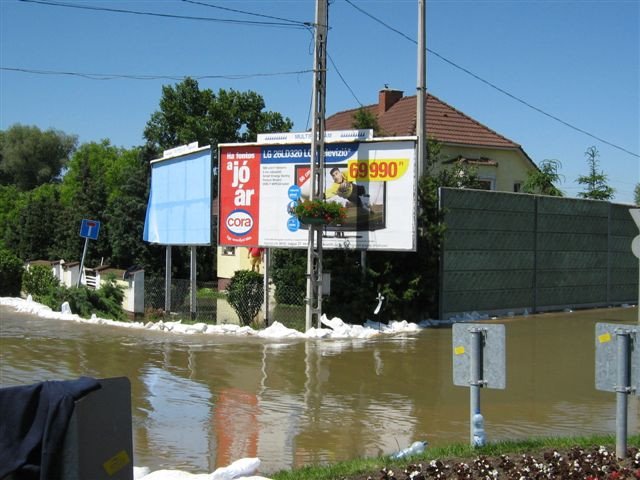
<box><xmin>271</xmin><ymin>434</ymin><xmax>640</xmax><ymax>480</ymax></box>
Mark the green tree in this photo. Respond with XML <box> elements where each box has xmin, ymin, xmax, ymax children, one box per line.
<box><xmin>634</xmin><ymin>183</ymin><xmax>639</xmax><ymax>205</ymax></box>
<box><xmin>0</xmin><ymin>124</ymin><xmax>77</xmax><ymax>190</ymax></box>
<box><xmin>55</xmin><ymin>140</ymin><xmax>125</xmax><ymax>264</ymax></box>
<box><xmin>0</xmin><ymin>185</ymin><xmax>22</xmax><ymax>248</ymax></box>
<box><xmin>103</xmin><ymin>149</ymin><xmax>153</xmax><ymax>270</ymax></box>
<box><xmin>576</xmin><ymin>146</ymin><xmax>615</xmax><ymax>200</ymax></box>
<box><xmin>143</xmin><ymin>78</ymin><xmax>293</xmax><ymax>154</ymax></box>
<box><xmin>4</xmin><ymin>184</ymin><xmax>63</xmax><ymax>261</ymax></box>
<box><xmin>522</xmin><ymin>159</ymin><xmax>564</xmax><ymax>196</ymax></box>
<box><xmin>0</xmin><ymin>246</ymin><xmax>23</xmax><ymax>296</ymax></box>
<box><xmin>352</xmin><ymin>107</ymin><xmax>382</xmax><ymax>136</ymax></box>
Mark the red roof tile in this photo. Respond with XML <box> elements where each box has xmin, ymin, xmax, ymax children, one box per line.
<box><xmin>326</xmin><ymin>93</ymin><xmax>520</xmax><ymax>149</ymax></box>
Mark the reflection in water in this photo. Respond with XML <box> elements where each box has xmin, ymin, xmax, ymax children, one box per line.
<box><xmin>1</xmin><ymin>306</ymin><xmax>638</xmax><ymax>474</ymax></box>
<box><xmin>140</xmin><ymin>366</ymin><xmax>212</xmax><ymax>471</ymax></box>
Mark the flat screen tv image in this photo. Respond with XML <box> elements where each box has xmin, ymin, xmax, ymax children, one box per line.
<box><xmin>294</xmin><ymin>164</ymin><xmax>386</xmax><ymax>231</ymax></box>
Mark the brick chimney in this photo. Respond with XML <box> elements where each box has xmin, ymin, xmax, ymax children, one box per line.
<box><xmin>379</xmin><ymin>88</ymin><xmax>403</xmax><ymax>115</ymax></box>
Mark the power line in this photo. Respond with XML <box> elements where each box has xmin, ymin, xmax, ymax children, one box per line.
<box><xmin>343</xmin><ymin>0</ymin><xmax>639</xmax><ymax>159</ymax></box>
<box><xmin>180</xmin><ymin>0</ymin><xmax>312</xmax><ymax>27</ymax></box>
<box><xmin>17</xmin><ymin>0</ymin><xmax>310</xmax><ymax>29</ymax></box>
<box><xmin>1</xmin><ymin>66</ymin><xmax>313</xmax><ymax>81</ymax></box>
<box><xmin>327</xmin><ymin>53</ymin><xmax>362</xmax><ymax>106</ymax></box>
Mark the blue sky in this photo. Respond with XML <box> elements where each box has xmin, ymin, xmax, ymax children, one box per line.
<box><xmin>1</xmin><ymin>0</ymin><xmax>638</xmax><ymax>203</ymax></box>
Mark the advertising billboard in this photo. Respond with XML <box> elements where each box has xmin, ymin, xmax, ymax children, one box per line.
<box><xmin>218</xmin><ymin>138</ymin><xmax>416</xmax><ymax>251</ymax></box>
<box><xmin>143</xmin><ymin>146</ymin><xmax>212</xmax><ymax>245</ymax></box>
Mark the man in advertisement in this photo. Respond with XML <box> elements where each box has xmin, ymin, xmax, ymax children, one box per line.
<box><xmin>324</xmin><ymin>167</ymin><xmax>367</xmax><ymax>209</ymax></box>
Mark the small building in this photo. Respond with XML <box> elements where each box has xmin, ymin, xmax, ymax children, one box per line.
<box><xmin>24</xmin><ymin>260</ymin><xmax>143</xmax><ymax>316</ymax></box>
<box><xmin>325</xmin><ymin>88</ymin><xmax>539</xmax><ymax>192</ymax></box>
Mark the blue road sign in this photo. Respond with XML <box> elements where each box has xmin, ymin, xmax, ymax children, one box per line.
<box><xmin>79</xmin><ymin>219</ymin><xmax>101</xmax><ymax>240</ymax></box>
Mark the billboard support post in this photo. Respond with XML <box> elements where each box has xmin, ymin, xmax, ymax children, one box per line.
<box><xmin>263</xmin><ymin>248</ymin><xmax>270</xmax><ymax>327</ymax></box>
<box><xmin>190</xmin><ymin>245</ymin><xmax>196</xmax><ymax>320</ymax></box>
<box><xmin>305</xmin><ymin>0</ymin><xmax>328</xmax><ymax>331</ymax></box>
<box><xmin>165</xmin><ymin>246</ymin><xmax>172</xmax><ymax>313</ymax></box>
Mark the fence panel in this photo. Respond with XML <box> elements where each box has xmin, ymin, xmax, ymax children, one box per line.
<box><xmin>144</xmin><ymin>278</ymin><xmax>307</xmax><ymax>330</ymax></box>
<box><xmin>440</xmin><ymin>188</ymin><xmax>638</xmax><ymax>319</ymax></box>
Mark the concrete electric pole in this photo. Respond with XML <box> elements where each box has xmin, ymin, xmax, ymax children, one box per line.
<box><xmin>417</xmin><ymin>0</ymin><xmax>426</xmax><ymax>178</ymax></box>
<box><xmin>305</xmin><ymin>0</ymin><xmax>328</xmax><ymax>331</ymax></box>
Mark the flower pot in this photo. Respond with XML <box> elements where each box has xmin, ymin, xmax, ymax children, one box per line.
<box><xmin>299</xmin><ymin>215</ymin><xmax>333</xmax><ymax>225</ymax></box>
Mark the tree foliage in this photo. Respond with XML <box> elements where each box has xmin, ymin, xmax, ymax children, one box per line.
<box><xmin>3</xmin><ymin>184</ymin><xmax>63</xmax><ymax>261</ymax></box>
<box><xmin>522</xmin><ymin>159</ymin><xmax>564</xmax><ymax>196</ymax></box>
<box><xmin>0</xmin><ymin>246</ymin><xmax>23</xmax><ymax>296</ymax></box>
<box><xmin>22</xmin><ymin>264</ymin><xmax>59</xmax><ymax>297</ymax></box>
<box><xmin>352</xmin><ymin>107</ymin><xmax>382</xmax><ymax>136</ymax></box>
<box><xmin>576</xmin><ymin>146</ymin><xmax>615</xmax><ymax>201</ymax></box>
<box><xmin>143</xmin><ymin>78</ymin><xmax>293</xmax><ymax>154</ymax></box>
<box><xmin>634</xmin><ymin>183</ymin><xmax>639</xmax><ymax>206</ymax></box>
<box><xmin>0</xmin><ymin>124</ymin><xmax>77</xmax><ymax>190</ymax></box>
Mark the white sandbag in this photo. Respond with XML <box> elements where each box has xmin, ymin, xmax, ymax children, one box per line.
<box><xmin>211</xmin><ymin>457</ymin><xmax>261</xmax><ymax>480</ymax></box>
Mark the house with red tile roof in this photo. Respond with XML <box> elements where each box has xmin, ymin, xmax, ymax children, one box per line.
<box><xmin>326</xmin><ymin>88</ymin><xmax>539</xmax><ymax>192</ymax></box>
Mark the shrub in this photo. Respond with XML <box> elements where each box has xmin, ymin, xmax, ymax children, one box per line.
<box><xmin>0</xmin><ymin>247</ymin><xmax>23</xmax><ymax>297</ymax></box>
<box><xmin>38</xmin><ymin>282</ymin><xmax>126</xmax><ymax>321</ymax></box>
<box><xmin>22</xmin><ymin>264</ymin><xmax>59</xmax><ymax>297</ymax></box>
<box><xmin>226</xmin><ymin>270</ymin><xmax>264</xmax><ymax>326</ymax></box>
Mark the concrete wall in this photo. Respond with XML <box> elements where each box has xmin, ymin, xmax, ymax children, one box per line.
<box><xmin>217</xmin><ymin>246</ymin><xmax>265</xmax><ymax>286</ymax></box>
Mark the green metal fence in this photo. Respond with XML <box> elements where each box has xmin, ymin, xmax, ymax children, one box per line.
<box><xmin>439</xmin><ymin>188</ymin><xmax>638</xmax><ymax>319</ymax></box>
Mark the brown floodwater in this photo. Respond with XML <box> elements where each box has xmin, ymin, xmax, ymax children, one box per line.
<box><xmin>1</xmin><ymin>305</ymin><xmax>638</xmax><ymax>474</ymax></box>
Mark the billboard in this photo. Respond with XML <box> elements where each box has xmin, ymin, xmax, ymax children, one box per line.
<box><xmin>143</xmin><ymin>146</ymin><xmax>212</xmax><ymax>245</ymax></box>
<box><xmin>218</xmin><ymin>138</ymin><xmax>416</xmax><ymax>251</ymax></box>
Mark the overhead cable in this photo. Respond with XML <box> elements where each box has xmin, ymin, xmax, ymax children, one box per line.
<box><xmin>17</xmin><ymin>0</ymin><xmax>310</xmax><ymax>29</ymax></box>
<box><xmin>327</xmin><ymin>53</ymin><xmax>362</xmax><ymax>106</ymax></box>
<box><xmin>344</xmin><ymin>0</ymin><xmax>639</xmax><ymax>159</ymax></box>
<box><xmin>1</xmin><ymin>66</ymin><xmax>313</xmax><ymax>81</ymax></box>
<box><xmin>180</xmin><ymin>0</ymin><xmax>312</xmax><ymax>27</ymax></box>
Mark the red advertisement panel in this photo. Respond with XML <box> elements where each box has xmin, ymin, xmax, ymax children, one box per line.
<box><xmin>219</xmin><ymin>146</ymin><xmax>261</xmax><ymax>246</ymax></box>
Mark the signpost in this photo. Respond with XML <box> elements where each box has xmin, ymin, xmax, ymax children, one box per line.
<box><xmin>453</xmin><ymin>323</ymin><xmax>505</xmax><ymax>446</ymax></box>
<box><xmin>595</xmin><ymin>322</ymin><xmax>640</xmax><ymax>459</ymax></box>
<box><xmin>77</xmin><ymin>219</ymin><xmax>101</xmax><ymax>287</ymax></box>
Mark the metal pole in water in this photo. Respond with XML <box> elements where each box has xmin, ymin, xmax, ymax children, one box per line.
<box><xmin>165</xmin><ymin>245</ymin><xmax>172</xmax><ymax>313</ymax></box>
<box><xmin>263</xmin><ymin>248</ymin><xmax>270</xmax><ymax>327</ymax></box>
<box><xmin>190</xmin><ymin>245</ymin><xmax>196</xmax><ymax>320</ymax></box>
<box><xmin>470</xmin><ymin>329</ymin><xmax>482</xmax><ymax>446</ymax></box>
<box><xmin>77</xmin><ymin>237</ymin><xmax>89</xmax><ymax>288</ymax></box>
<box><xmin>615</xmin><ymin>329</ymin><xmax>630</xmax><ymax>459</ymax></box>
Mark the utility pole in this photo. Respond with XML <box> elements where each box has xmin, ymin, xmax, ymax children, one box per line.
<box><xmin>305</xmin><ymin>0</ymin><xmax>328</xmax><ymax>331</ymax></box>
<box><xmin>416</xmin><ymin>0</ymin><xmax>426</xmax><ymax>178</ymax></box>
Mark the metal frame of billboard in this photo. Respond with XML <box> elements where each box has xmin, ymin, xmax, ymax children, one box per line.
<box><xmin>218</xmin><ymin>136</ymin><xmax>417</xmax><ymax>252</ymax></box>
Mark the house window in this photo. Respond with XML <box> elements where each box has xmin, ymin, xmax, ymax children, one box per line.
<box><xmin>513</xmin><ymin>182</ymin><xmax>522</xmax><ymax>192</ymax></box>
<box><xmin>477</xmin><ymin>176</ymin><xmax>495</xmax><ymax>191</ymax></box>
<box><xmin>222</xmin><ymin>246</ymin><xmax>236</xmax><ymax>256</ymax></box>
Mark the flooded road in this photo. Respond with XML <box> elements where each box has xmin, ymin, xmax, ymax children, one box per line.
<box><xmin>1</xmin><ymin>306</ymin><xmax>638</xmax><ymax>474</ymax></box>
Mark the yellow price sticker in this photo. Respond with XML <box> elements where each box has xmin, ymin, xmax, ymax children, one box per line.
<box><xmin>347</xmin><ymin>158</ymin><xmax>409</xmax><ymax>182</ymax></box>
<box><xmin>103</xmin><ymin>450</ymin><xmax>131</xmax><ymax>476</ymax></box>
<box><xmin>598</xmin><ymin>333</ymin><xmax>612</xmax><ymax>344</ymax></box>
<box><xmin>454</xmin><ymin>346</ymin><xmax>465</xmax><ymax>355</ymax></box>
